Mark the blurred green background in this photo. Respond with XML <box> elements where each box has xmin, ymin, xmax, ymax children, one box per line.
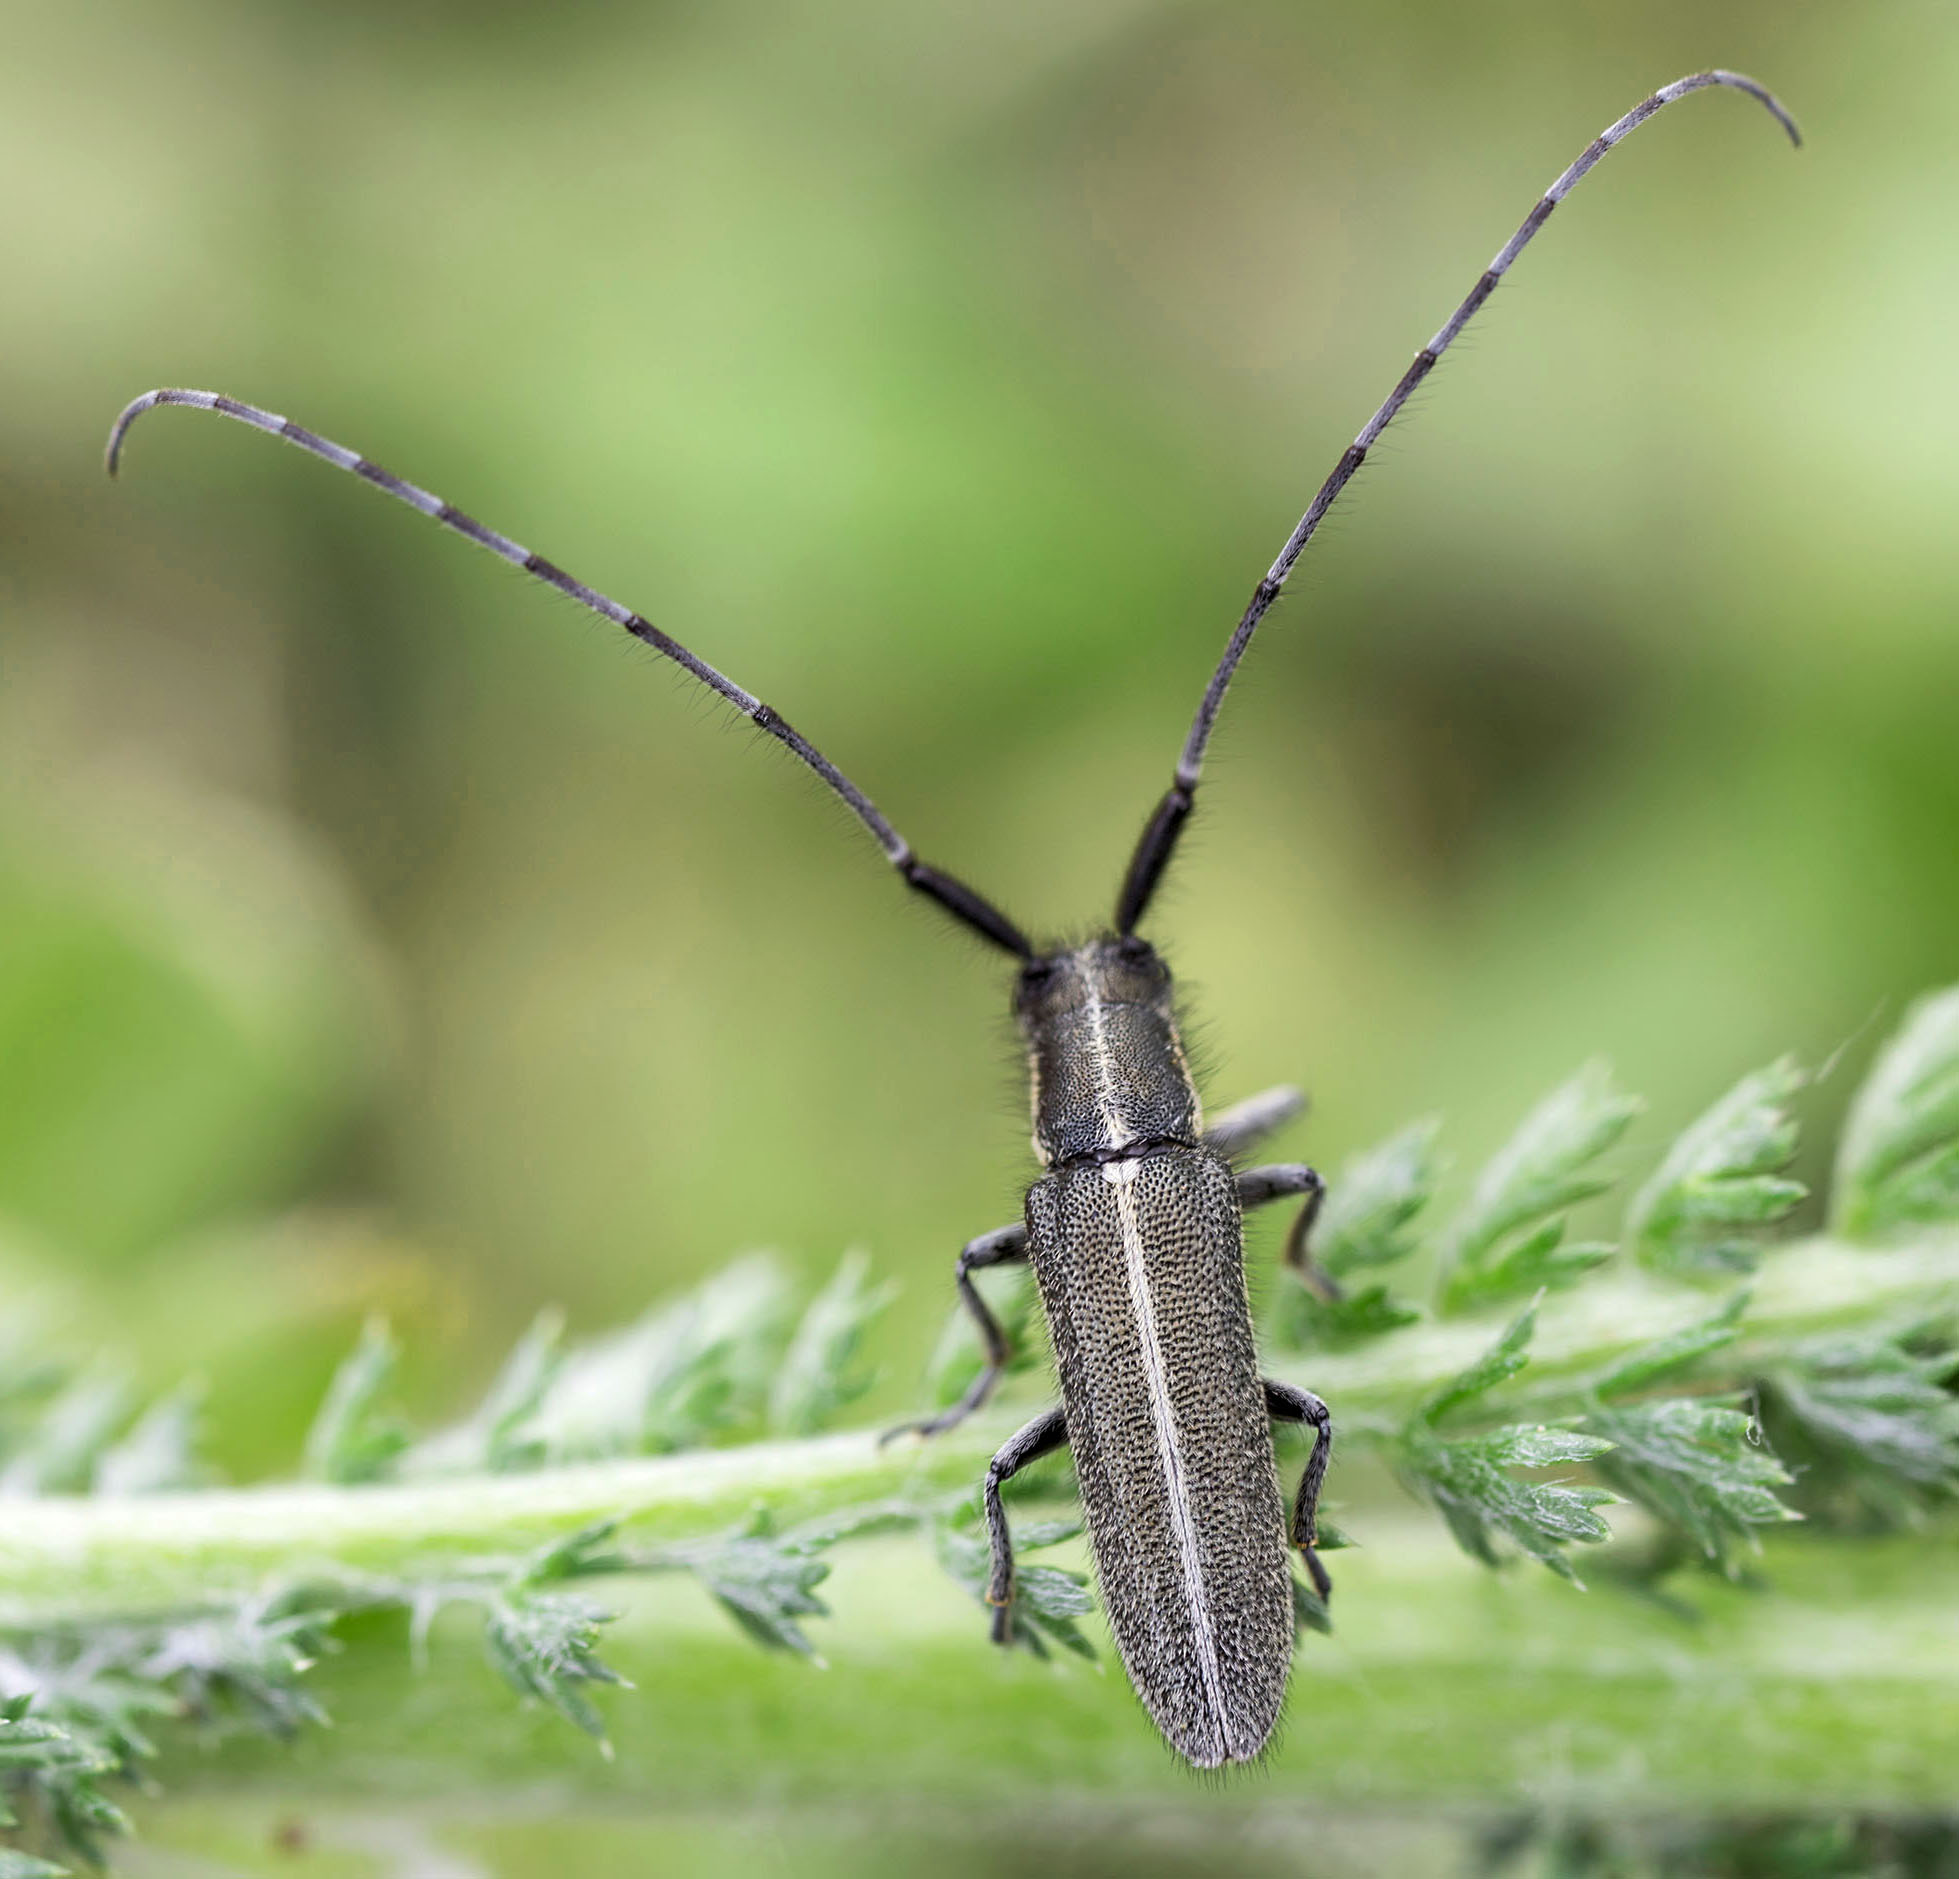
<box><xmin>1</xmin><ymin>0</ymin><xmax>1956</xmax><ymax>1858</ymax></box>
<box><xmin>6</xmin><ymin>0</ymin><xmax>1956</xmax><ymax>1454</ymax></box>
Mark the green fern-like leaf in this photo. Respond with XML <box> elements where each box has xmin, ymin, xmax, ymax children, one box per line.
<box><xmin>1584</xmin><ymin>1398</ymin><xmax>1798</xmax><ymax>1571</ymax></box>
<box><xmin>1627</xmin><ymin>1058</ymin><xmax>1807</xmax><ymax>1279</ymax></box>
<box><xmin>932</xmin><ymin>1514</ymin><xmax>1095</xmax><ymax>1662</ymax></box>
<box><xmin>768</xmin><ymin>1249</ymin><xmax>898</xmax><ymax>1437</ymax></box>
<box><xmin>5</xmin><ymin>989</ymin><xmax>1959</xmax><ymax>1868</ymax></box>
<box><xmin>1833</xmin><ymin>987</ymin><xmax>1959</xmax><ymax>1236</ymax></box>
<box><xmin>302</xmin><ymin>1317</ymin><xmax>407</xmax><ymax>1485</ymax></box>
<box><xmin>1400</xmin><ymin>1422</ymin><xmax>1618</xmax><ymax>1581</ymax></box>
<box><xmin>669</xmin><ymin>1510</ymin><xmax>837</xmax><ymax>1659</ymax></box>
<box><xmin>1758</xmin><ymin>1331</ymin><xmax>1959</xmax><ymax>1523</ymax></box>
<box><xmin>1400</xmin><ymin>1304</ymin><xmax>1621</xmax><ymax>1580</ymax></box>
<box><xmin>924</xmin><ymin>1264</ymin><xmax>1040</xmax><ymax>1409</ymax></box>
<box><xmin>1587</xmin><ymin>1294</ymin><xmax>1750</xmax><ymax>1401</ymax></box>
<box><xmin>482</xmin><ymin>1592</ymin><xmax>626</xmax><ymax>1741</ymax></box>
<box><xmin>1273</xmin><ymin>1120</ymin><xmax>1436</xmax><ymax>1347</ymax></box>
<box><xmin>1436</xmin><ymin>1064</ymin><xmax>1641</xmax><ymax>1313</ymax></box>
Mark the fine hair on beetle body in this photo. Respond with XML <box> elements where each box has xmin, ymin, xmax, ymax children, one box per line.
<box><xmin>102</xmin><ymin>70</ymin><xmax>1800</xmax><ymax>1770</ymax></box>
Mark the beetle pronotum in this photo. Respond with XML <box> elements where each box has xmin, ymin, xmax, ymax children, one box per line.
<box><xmin>106</xmin><ymin>69</ymin><xmax>1798</xmax><ymax>1768</ymax></box>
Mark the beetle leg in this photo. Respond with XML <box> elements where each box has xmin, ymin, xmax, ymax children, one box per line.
<box><xmin>1205</xmin><ymin>1085</ymin><xmax>1306</xmax><ymax>1158</ymax></box>
<box><xmin>1236</xmin><ymin>1163</ymin><xmax>1340</xmax><ymax>1303</ymax></box>
<box><xmin>880</xmin><ymin>1222</ymin><xmax>1028</xmax><ymax>1444</ymax></box>
<box><xmin>1264</xmin><ymin>1379</ymin><xmax>1334</xmax><ymax>1601</ymax></box>
<box><xmin>982</xmin><ymin>1405</ymin><xmax>1071</xmax><ymax>1645</ymax></box>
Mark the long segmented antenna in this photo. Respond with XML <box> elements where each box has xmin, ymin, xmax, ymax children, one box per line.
<box><xmin>1113</xmin><ymin>69</ymin><xmax>1801</xmax><ymax>934</ymax></box>
<box><xmin>105</xmin><ymin>389</ymin><xmax>1033</xmax><ymax>959</ymax></box>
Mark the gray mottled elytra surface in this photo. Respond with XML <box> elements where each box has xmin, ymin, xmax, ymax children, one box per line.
<box><xmin>1031</xmin><ymin>1147</ymin><xmax>1291</xmax><ymax>1764</ymax></box>
<box><xmin>1018</xmin><ymin>936</ymin><xmax>1294</xmax><ymax>1766</ymax></box>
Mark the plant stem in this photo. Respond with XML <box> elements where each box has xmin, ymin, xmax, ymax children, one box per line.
<box><xmin>1</xmin><ymin>1234</ymin><xmax>1950</xmax><ymax>1626</ymax></box>
<box><xmin>153</xmin><ymin>1519</ymin><xmax>1959</xmax><ymax>1816</ymax></box>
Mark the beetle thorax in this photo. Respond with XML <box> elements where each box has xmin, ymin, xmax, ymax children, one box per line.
<box><xmin>1014</xmin><ymin>936</ymin><xmax>1200</xmax><ymax>1168</ymax></box>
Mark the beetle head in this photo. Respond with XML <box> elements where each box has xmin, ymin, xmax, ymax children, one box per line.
<box><xmin>1013</xmin><ymin>933</ymin><xmax>1172</xmax><ymax>1030</ymax></box>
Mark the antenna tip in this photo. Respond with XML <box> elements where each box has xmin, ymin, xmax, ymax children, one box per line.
<box><xmin>104</xmin><ymin>388</ymin><xmax>225</xmax><ymax>477</ymax></box>
<box><xmin>103</xmin><ymin>391</ymin><xmax>164</xmax><ymax>477</ymax></box>
<box><xmin>1707</xmin><ymin>69</ymin><xmax>1803</xmax><ymax>149</ymax></box>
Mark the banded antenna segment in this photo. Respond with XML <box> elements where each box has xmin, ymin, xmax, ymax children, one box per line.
<box><xmin>1113</xmin><ymin>69</ymin><xmax>1801</xmax><ymax>934</ymax></box>
<box><xmin>104</xmin><ymin>388</ymin><xmax>1032</xmax><ymax>959</ymax></box>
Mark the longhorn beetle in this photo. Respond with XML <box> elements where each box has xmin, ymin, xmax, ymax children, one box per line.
<box><xmin>105</xmin><ymin>71</ymin><xmax>1799</xmax><ymax>1768</ymax></box>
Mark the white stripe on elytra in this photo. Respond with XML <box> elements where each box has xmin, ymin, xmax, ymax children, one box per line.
<box><xmin>1104</xmin><ymin>1156</ymin><xmax>1228</xmax><ymax>1757</ymax></box>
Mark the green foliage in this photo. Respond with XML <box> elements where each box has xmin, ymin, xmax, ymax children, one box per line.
<box><xmin>301</xmin><ymin>1316</ymin><xmax>406</xmax><ymax>1485</ymax></box>
<box><xmin>509</xmin><ymin>1256</ymin><xmax>794</xmax><ymax>1462</ymax></box>
<box><xmin>482</xmin><ymin>1586</ymin><xmax>625</xmax><ymax>1742</ymax></box>
<box><xmin>1576</xmin><ymin>1300</ymin><xmax>1799</xmax><ymax>1573</ymax></box>
<box><xmin>0</xmin><ymin>1598</ymin><xmax>338</xmax><ymax>1868</ymax></box>
<box><xmin>767</xmin><ymin>1251</ymin><xmax>897</xmax><ymax>1437</ymax></box>
<box><xmin>1481</xmin><ymin>1810</ymin><xmax>1959</xmax><ymax>1878</ymax></box>
<box><xmin>400</xmin><ymin>1309</ymin><xmax>565</xmax><ymax>1478</ymax></box>
<box><xmin>402</xmin><ymin>1253</ymin><xmax>895</xmax><ymax>1476</ymax></box>
<box><xmin>0</xmin><ymin>1849</ymin><xmax>69</xmax><ymax>1879</ymax></box>
<box><xmin>657</xmin><ymin>1508</ymin><xmax>861</xmax><ymax>1660</ymax></box>
<box><xmin>1289</xmin><ymin>1575</ymin><xmax>1333</xmax><ymax>1638</ymax></box>
<box><xmin>0</xmin><ymin>1363</ymin><xmax>206</xmax><ymax>1502</ymax></box>
<box><xmin>1402</xmin><ymin>1423</ymin><xmax>1618</xmax><ymax>1581</ymax></box>
<box><xmin>0</xmin><ymin>1252</ymin><xmax>924</xmax><ymax>1863</ymax></box>
<box><xmin>1415</xmin><ymin>1299</ymin><xmax>1541</xmax><ymax>1425</ymax></box>
<box><xmin>1759</xmin><ymin>1330</ymin><xmax>1959</xmax><ymax>1525</ymax></box>
<box><xmin>932</xmin><ymin>1514</ymin><xmax>1094</xmax><ymax>1662</ymax></box>
<box><xmin>1626</xmin><ymin>1059</ymin><xmax>1808</xmax><ymax>1279</ymax></box>
<box><xmin>1272</xmin><ymin>1120</ymin><xmax>1437</xmax><ymax>1346</ymax></box>
<box><xmin>1436</xmin><ymin>1064</ymin><xmax>1642</xmax><ymax>1314</ymax></box>
<box><xmin>0</xmin><ymin>1374</ymin><xmax>131</xmax><ymax>1498</ymax></box>
<box><xmin>88</xmin><ymin>1384</ymin><xmax>208</xmax><ymax>1497</ymax></box>
<box><xmin>925</xmin><ymin>1264</ymin><xmax>1040</xmax><ymax>1410</ymax></box>
<box><xmin>477</xmin><ymin>1536</ymin><xmax>622</xmax><ymax>1739</ymax></box>
<box><xmin>1400</xmin><ymin>1305</ymin><xmax>1619</xmax><ymax>1580</ymax></box>
<box><xmin>1584</xmin><ymin>1398</ymin><xmax>1797</xmax><ymax>1571</ymax></box>
<box><xmin>3</xmin><ymin>993</ymin><xmax>1959</xmax><ymax>1868</ymax></box>
<box><xmin>139</xmin><ymin>1596</ymin><xmax>336</xmax><ymax>1739</ymax></box>
<box><xmin>0</xmin><ymin>1694</ymin><xmax>114</xmax><ymax>1872</ymax></box>
<box><xmin>1586</xmin><ymin>1293</ymin><xmax>1749</xmax><ymax>1401</ymax></box>
<box><xmin>1834</xmin><ymin>987</ymin><xmax>1959</xmax><ymax>1236</ymax></box>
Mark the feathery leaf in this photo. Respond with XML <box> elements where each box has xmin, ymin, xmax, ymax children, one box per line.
<box><xmin>1833</xmin><ymin>988</ymin><xmax>1959</xmax><ymax>1236</ymax></box>
<box><xmin>1437</xmin><ymin>1064</ymin><xmax>1640</xmax><ymax>1313</ymax></box>
<box><xmin>302</xmin><ymin>1317</ymin><xmax>406</xmax><ymax>1485</ymax></box>
<box><xmin>768</xmin><ymin>1250</ymin><xmax>897</xmax><ymax>1437</ymax></box>
<box><xmin>1272</xmin><ymin>1120</ymin><xmax>1436</xmax><ymax>1347</ymax></box>
<box><xmin>932</xmin><ymin>1513</ymin><xmax>1094</xmax><ymax>1663</ymax></box>
<box><xmin>1584</xmin><ymin>1398</ymin><xmax>1797</xmax><ymax>1571</ymax></box>
<box><xmin>1589</xmin><ymin>1293</ymin><xmax>1750</xmax><ymax>1401</ymax></box>
<box><xmin>1418</xmin><ymin>1300</ymin><xmax>1541</xmax><ymax>1426</ymax></box>
<box><xmin>1627</xmin><ymin>1058</ymin><xmax>1807</xmax><ymax>1279</ymax></box>
<box><xmin>1758</xmin><ymin>1330</ymin><xmax>1959</xmax><ymax>1522</ymax></box>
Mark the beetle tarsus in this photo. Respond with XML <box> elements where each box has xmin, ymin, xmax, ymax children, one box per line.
<box><xmin>1264</xmin><ymin>1377</ymin><xmax>1335</xmax><ymax>1596</ymax></box>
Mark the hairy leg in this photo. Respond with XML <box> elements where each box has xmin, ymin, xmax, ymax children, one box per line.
<box><xmin>1205</xmin><ymin>1085</ymin><xmax>1305</xmax><ymax>1159</ymax></box>
<box><xmin>1237</xmin><ymin>1163</ymin><xmax>1339</xmax><ymax>1303</ymax></box>
<box><xmin>882</xmin><ymin>1222</ymin><xmax>1026</xmax><ymax>1443</ymax></box>
<box><xmin>983</xmin><ymin>1406</ymin><xmax>1071</xmax><ymax>1644</ymax></box>
<box><xmin>1264</xmin><ymin>1378</ymin><xmax>1334</xmax><ymax>1601</ymax></box>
